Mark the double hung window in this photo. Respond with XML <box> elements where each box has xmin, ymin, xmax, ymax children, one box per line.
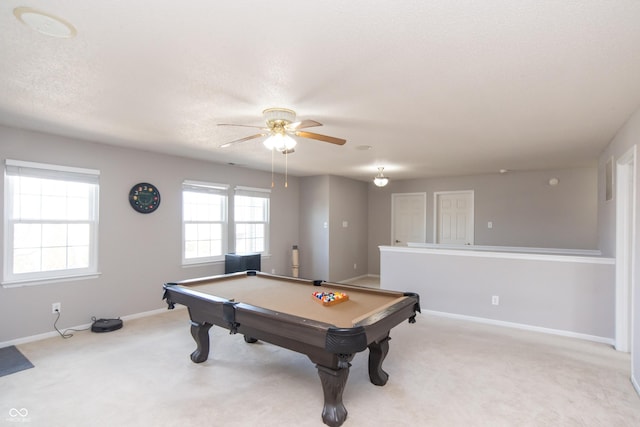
<box><xmin>182</xmin><ymin>180</ymin><xmax>228</xmax><ymax>263</ymax></box>
<box><xmin>234</xmin><ymin>187</ymin><xmax>270</xmax><ymax>255</ymax></box>
<box><xmin>4</xmin><ymin>160</ymin><xmax>100</xmax><ymax>284</ymax></box>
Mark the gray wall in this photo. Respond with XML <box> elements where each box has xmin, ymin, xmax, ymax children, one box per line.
<box><xmin>299</xmin><ymin>176</ymin><xmax>330</xmax><ymax>281</ymax></box>
<box><xmin>381</xmin><ymin>248</ymin><xmax>615</xmax><ymax>340</ymax></box>
<box><xmin>368</xmin><ymin>182</ymin><xmax>393</xmax><ymax>276</ymax></box>
<box><xmin>299</xmin><ymin>175</ymin><xmax>369</xmax><ymax>282</ymax></box>
<box><xmin>368</xmin><ymin>167</ymin><xmax>598</xmax><ymax>274</ymax></box>
<box><xmin>0</xmin><ymin>125</ymin><xmax>300</xmax><ymax>343</ymax></box>
<box><xmin>597</xmin><ymin>106</ymin><xmax>640</xmax><ymax>392</ymax></box>
<box><xmin>328</xmin><ymin>176</ymin><xmax>369</xmax><ymax>281</ymax></box>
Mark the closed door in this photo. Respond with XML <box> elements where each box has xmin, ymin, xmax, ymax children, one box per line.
<box><xmin>435</xmin><ymin>191</ymin><xmax>474</xmax><ymax>245</ymax></box>
<box><xmin>391</xmin><ymin>193</ymin><xmax>426</xmax><ymax>246</ymax></box>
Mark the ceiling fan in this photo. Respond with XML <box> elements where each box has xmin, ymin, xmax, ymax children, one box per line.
<box><xmin>218</xmin><ymin>108</ymin><xmax>346</xmax><ymax>153</ymax></box>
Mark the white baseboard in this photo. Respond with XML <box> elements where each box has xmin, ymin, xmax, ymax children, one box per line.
<box><xmin>2</xmin><ymin>303</ymin><xmax>613</xmax><ymax>349</ymax></box>
<box><xmin>424</xmin><ymin>309</ymin><xmax>615</xmax><ymax>346</ymax></box>
<box><xmin>0</xmin><ymin>306</ymin><xmax>184</xmax><ymax>349</ymax></box>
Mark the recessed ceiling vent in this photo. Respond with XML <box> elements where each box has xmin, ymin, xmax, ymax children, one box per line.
<box><xmin>13</xmin><ymin>7</ymin><xmax>77</xmax><ymax>38</ymax></box>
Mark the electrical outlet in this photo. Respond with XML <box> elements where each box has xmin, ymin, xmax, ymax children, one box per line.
<box><xmin>491</xmin><ymin>296</ymin><xmax>499</xmax><ymax>306</ymax></box>
<box><xmin>353</xmin><ymin>263</ymin><xmax>357</xmax><ymax>270</ymax></box>
<box><xmin>52</xmin><ymin>302</ymin><xmax>61</xmax><ymax>314</ymax></box>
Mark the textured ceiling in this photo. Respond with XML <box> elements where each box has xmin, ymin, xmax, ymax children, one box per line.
<box><xmin>1</xmin><ymin>1</ymin><xmax>640</xmax><ymax>181</ymax></box>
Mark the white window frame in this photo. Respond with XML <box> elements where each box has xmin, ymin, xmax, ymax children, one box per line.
<box><xmin>234</xmin><ymin>186</ymin><xmax>270</xmax><ymax>255</ymax></box>
<box><xmin>182</xmin><ymin>180</ymin><xmax>229</xmax><ymax>265</ymax></box>
<box><xmin>3</xmin><ymin>159</ymin><xmax>100</xmax><ymax>286</ymax></box>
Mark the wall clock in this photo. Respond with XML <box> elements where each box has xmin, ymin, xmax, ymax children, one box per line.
<box><xmin>129</xmin><ymin>183</ymin><xmax>161</xmax><ymax>214</ymax></box>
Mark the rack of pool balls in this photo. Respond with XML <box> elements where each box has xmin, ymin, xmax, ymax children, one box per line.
<box><xmin>312</xmin><ymin>291</ymin><xmax>349</xmax><ymax>306</ymax></box>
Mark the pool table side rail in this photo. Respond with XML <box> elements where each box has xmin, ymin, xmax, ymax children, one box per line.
<box><xmin>171</xmin><ymin>270</ymin><xmax>410</xmax><ymax>299</ymax></box>
<box><xmin>360</xmin><ymin>295</ymin><xmax>420</xmax><ymax>343</ymax></box>
<box><xmin>233</xmin><ymin>306</ymin><xmax>368</xmax><ymax>365</ymax></box>
<box><xmin>173</xmin><ymin>271</ymin><xmax>303</xmax><ymax>287</ymax></box>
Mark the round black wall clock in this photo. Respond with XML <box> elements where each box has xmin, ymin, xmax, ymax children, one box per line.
<box><xmin>129</xmin><ymin>183</ymin><xmax>161</xmax><ymax>214</ymax></box>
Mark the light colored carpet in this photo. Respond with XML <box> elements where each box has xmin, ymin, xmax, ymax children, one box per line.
<box><xmin>1</xmin><ymin>307</ymin><xmax>639</xmax><ymax>426</ymax></box>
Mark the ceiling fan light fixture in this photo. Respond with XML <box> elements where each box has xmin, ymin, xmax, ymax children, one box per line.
<box><xmin>373</xmin><ymin>167</ymin><xmax>389</xmax><ymax>187</ymax></box>
<box><xmin>263</xmin><ymin>133</ymin><xmax>297</xmax><ymax>151</ymax></box>
<box><xmin>263</xmin><ymin>107</ymin><xmax>296</xmax><ymax>126</ymax></box>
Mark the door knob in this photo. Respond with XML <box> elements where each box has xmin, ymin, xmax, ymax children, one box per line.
<box><xmin>395</xmin><ymin>240</ymin><xmax>401</xmax><ymax>243</ymax></box>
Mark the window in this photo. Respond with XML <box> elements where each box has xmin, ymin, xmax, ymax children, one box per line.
<box><xmin>4</xmin><ymin>159</ymin><xmax>100</xmax><ymax>284</ymax></box>
<box><xmin>234</xmin><ymin>186</ymin><xmax>270</xmax><ymax>254</ymax></box>
<box><xmin>182</xmin><ymin>180</ymin><xmax>228</xmax><ymax>264</ymax></box>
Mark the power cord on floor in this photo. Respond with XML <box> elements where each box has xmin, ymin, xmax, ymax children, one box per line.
<box><xmin>53</xmin><ymin>311</ymin><xmax>93</xmax><ymax>339</ymax></box>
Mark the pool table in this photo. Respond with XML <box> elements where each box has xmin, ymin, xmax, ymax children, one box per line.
<box><xmin>162</xmin><ymin>271</ymin><xmax>420</xmax><ymax>427</ymax></box>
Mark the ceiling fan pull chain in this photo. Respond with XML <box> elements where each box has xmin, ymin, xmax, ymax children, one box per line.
<box><xmin>285</xmin><ymin>150</ymin><xmax>288</xmax><ymax>188</ymax></box>
<box><xmin>271</xmin><ymin>146</ymin><xmax>275</xmax><ymax>188</ymax></box>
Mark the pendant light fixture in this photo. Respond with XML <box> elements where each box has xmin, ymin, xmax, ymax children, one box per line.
<box><xmin>373</xmin><ymin>167</ymin><xmax>389</xmax><ymax>187</ymax></box>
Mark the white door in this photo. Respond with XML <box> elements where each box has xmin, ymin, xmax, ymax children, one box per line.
<box><xmin>435</xmin><ymin>191</ymin><xmax>474</xmax><ymax>245</ymax></box>
<box><xmin>391</xmin><ymin>193</ymin><xmax>426</xmax><ymax>246</ymax></box>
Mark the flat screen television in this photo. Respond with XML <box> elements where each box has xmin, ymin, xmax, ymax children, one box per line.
<box><xmin>224</xmin><ymin>253</ymin><xmax>261</xmax><ymax>274</ymax></box>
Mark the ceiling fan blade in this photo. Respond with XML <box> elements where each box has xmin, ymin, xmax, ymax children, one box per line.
<box><xmin>219</xmin><ymin>133</ymin><xmax>267</xmax><ymax>148</ymax></box>
<box><xmin>295</xmin><ymin>131</ymin><xmax>346</xmax><ymax>145</ymax></box>
<box><xmin>218</xmin><ymin>123</ymin><xmax>266</xmax><ymax>130</ymax></box>
<box><xmin>287</xmin><ymin>119</ymin><xmax>322</xmax><ymax>131</ymax></box>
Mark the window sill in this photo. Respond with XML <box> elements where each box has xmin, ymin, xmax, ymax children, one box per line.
<box><xmin>2</xmin><ymin>273</ymin><xmax>102</xmax><ymax>288</ymax></box>
<box><xmin>182</xmin><ymin>254</ymin><xmax>271</xmax><ymax>269</ymax></box>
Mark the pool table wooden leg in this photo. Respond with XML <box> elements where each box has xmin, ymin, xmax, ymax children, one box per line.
<box><xmin>368</xmin><ymin>334</ymin><xmax>390</xmax><ymax>386</ymax></box>
<box><xmin>190</xmin><ymin>320</ymin><xmax>212</xmax><ymax>363</ymax></box>
<box><xmin>316</xmin><ymin>362</ymin><xmax>352</xmax><ymax>427</ymax></box>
